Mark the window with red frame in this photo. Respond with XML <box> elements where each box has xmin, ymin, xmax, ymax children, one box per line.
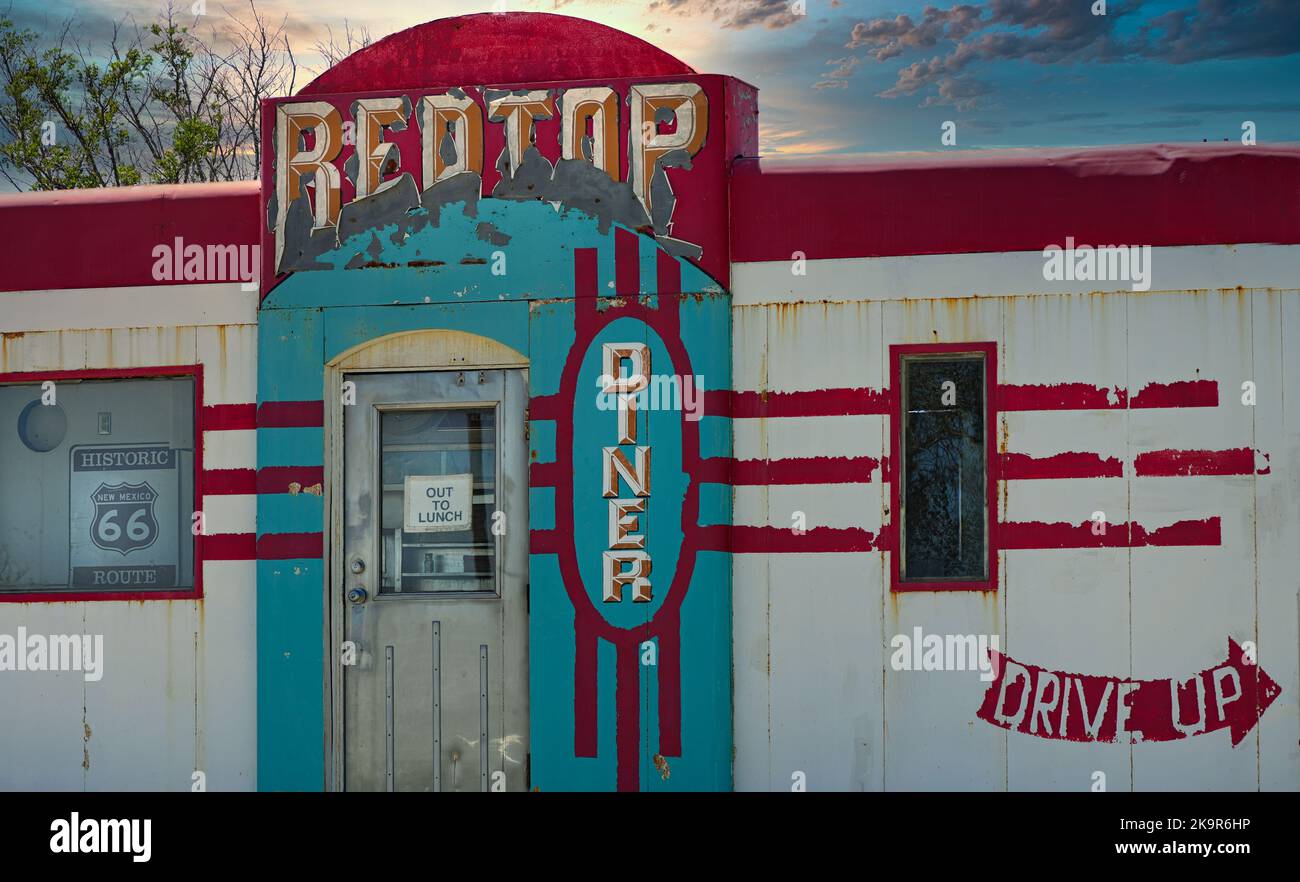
<box><xmin>0</xmin><ymin>374</ymin><xmax>196</xmax><ymax>594</ymax></box>
<box><xmin>896</xmin><ymin>349</ymin><xmax>991</xmax><ymax>586</ymax></box>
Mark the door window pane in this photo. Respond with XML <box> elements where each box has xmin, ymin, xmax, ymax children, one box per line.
<box><xmin>900</xmin><ymin>355</ymin><xmax>987</xmax><ymax>582</ymax></box>
<box><xmin>0</xmin><ymin>376</ymin><xmax>195</xmax><ymax>593</ymax></box>
<box><xmin>379</xmin><ymin>407</ymin><xmax>497</xmax><ymax>594</ymax></box>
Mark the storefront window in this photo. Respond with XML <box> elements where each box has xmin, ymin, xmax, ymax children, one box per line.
<box><xmin>898</xmin><ymin>353</ymin><xmax>988</xmax><ymax>584</ymax></box>
<box><xmin>378</xmin><ymin>406</ymin><xmax>498</xmax><ymax>594</ymax></box>
<box><xmin>0</xmin><ymin>375</ymin><xmax>195</xmax><ymax>594</ymax></box>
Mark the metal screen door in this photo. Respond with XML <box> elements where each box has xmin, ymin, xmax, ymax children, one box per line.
<box><xmin>341</xmin><ymin>369</ymin><xmax>528</xmax><ymax>791</ymax></box>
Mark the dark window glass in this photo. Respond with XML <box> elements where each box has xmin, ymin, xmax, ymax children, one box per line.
<box><xmin>378</xmin><ymin>407</ymin><xmax>497</xmax><ymax>594</ymax></box>
<box><xmin>901</xmin><ymin>355</ymin><xmax>987</xmax><ymax>582</ymax></box>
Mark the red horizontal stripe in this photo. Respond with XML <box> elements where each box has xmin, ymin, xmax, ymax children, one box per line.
<box><xmin>257</xmin><ymin>466</ymin><xmax>325</xmax><ymax>493</ymax></box>
<box><xmin>697</xmin><ymin>456</ymin><xmax>880</xmax><ymax>485</ymax></box>
<box><xmin>706</xmin><ymin>387</ymin><xmax>890</xmax><ymax>419</ymax></box>
<box><xmin>529</xmin><ymin>395</ymin><xmax>562</xmax><ymax>421</ymax></box>
<box><xmin>1000</xmin><ymin>451</ymin><xmax>1123</xmax><ymax>480</ymax></box>
<box><xmin>203</xmin><ymin>533</ymin><xmax>256</xmax><ymax>560</ymax></box>
<box><xmin>530</xmin><ymin>529</ymin><xmax>560</xmax><ymax>553</ymax></box>
<box><xmin>529</xmin><ymin>461</ymin><xmax>561</xmax><ymax>486</ymax></box>
<box><xmin>1000</xmin><ymin>517</ymin><xmax>1221</xmax><ymax>549</ymax></box>
<box><xmin>257</xmin><ymin>532</ymin><xmax>323</xmax><ymax>559</ymax></box>
<box><xmin>1134</xmin><ymin>448</ymin><xmax>1264</xmax><ymax>476</ymax></box>
<box><xmin>1129</xmin><ymin>380</ymin><xmax>1218</xmax><ymax>409</ymax></box>
<box><xmin>257</xmin><ymin>400</ymin><xmax>324</xmax><ymax>428</ymax></box>
<box><xmin>998</xmin><ymin>380</ymin><xmax>1217</xmax><ymax>411</ymax></box>
<box><xmin>204</xmin><ymin>468</ymin><xmax>257</xmax><ymax>495</ymax></box>
<box><xmin>203</xmin><ymin>403</ymin><xmax>256</xmax><ymax>431</ymax></box>
<box><xmin>697</xmin><ymin>525</ymin><xmax>882</xmax><ymax>553</ymax></box>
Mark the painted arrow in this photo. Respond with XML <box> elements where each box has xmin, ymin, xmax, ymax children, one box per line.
<box><xmin>977</xmin><ymin>638</ymin><xmax>1280</xmax><ymax>747</ymax></box>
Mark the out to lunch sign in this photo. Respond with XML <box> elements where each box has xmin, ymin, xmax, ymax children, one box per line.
<box><xmin>69</xmin><ymin>444</ymin><xmax>184</xmax><ymax>589</ymax></box>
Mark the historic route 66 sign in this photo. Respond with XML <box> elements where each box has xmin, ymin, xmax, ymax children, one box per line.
<box><xmin>69</xmin><ymin>444</ymin><xmax>184</xmax><ymax>589</ymax></box>
<box><xmin>89</xmin><ymin>481</ymin><xmax>160</xmax><ymax>554</ymax></box>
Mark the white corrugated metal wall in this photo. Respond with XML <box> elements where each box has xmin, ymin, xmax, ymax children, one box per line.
<box><xmin>730</xmin><ymin>244</ymin><xmax>1300</xmax><ymax>791</ymax></box>
<box><xmin>0</xmin><ymin>282</ymin><xmax>258</xmax><ymax>790</ymax></box>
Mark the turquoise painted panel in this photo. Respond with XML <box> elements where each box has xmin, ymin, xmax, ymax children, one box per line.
<box><xmin>265</xmin><ymin>201</ymin><xmax>722</xmax><ymax>310</ymax></box>
<box><xmin>698</xmin><ymin>482</ymin><xmax>731</xmax><ymax>527</ymax></box>
<box><xmin>256</xmin><ymin>557</ymin><xmax>325</xmax><ymax>791</ymax></box>
<box><xmin>529</xmin><ymin>487</ymin><xmax>556</xmax><ymax>532</ymax></box>
<box><xmin>257</xmin><ymin>308</ymin><xmax>323</xmax><ymax>401</ymax></box>
<box><xmin>526</xmin><ymin>300</ymin><xmax>576</xmax><ymax>398</ymax></box>
<box><xmin>529</xmin><ymin>419</ymin><xmax>556</xmax><ymax>465</ymax></box>
<box><xmin>527</xmin><ymin>554</ymin><xmax>618</xmax><ymax>791</ymax></box>
<box><xmin>258</xmin><ymin>492</ymin><xmax>325</xmax><ymax>537</ymax></box>
<box><xmin>642</xmin><ymin>550</ymin><xmax>732</xmax><ymax>791</ymax></box>
<box><xmin>255</xmin><ymin>199</ymin><xmax>732</xmax><ymax>793</ymax></box>
<box><xmin>258</xmin><ymin>428</ymin><xmax>323</xmax><ymax>468</ymax></box>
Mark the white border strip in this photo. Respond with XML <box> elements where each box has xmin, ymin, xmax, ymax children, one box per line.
<box><xmin>731</xmin><ymin>243</ymin><xmax>1300</xmax><ymax>305</ymax></box>
<box><xmin>0</xmin><ymin>282</ymin><xmax>257</xmax><ymax>332</ymax></box>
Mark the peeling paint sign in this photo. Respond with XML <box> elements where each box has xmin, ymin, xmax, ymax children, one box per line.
<box><xmin>977</xmin><ymin>640</ymin><xmax>1280</xmax><ymax>747</ymax></box>
<box><xmin>260</xmin><ymin>76</ymin><xmax>740</xmax><ymax>292</ymax></box>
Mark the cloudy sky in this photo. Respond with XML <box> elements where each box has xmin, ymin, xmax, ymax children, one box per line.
<box><xmin>6</xmin><ymin>0</ymin><xmax>1299</xmax><ymax>157</ymax></box>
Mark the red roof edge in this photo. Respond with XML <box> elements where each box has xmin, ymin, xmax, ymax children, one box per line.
<box><xmin>730</xmin><ymin>143</ymin><xmax>1300</xmax><ymax>262</ymax></box>
<box><xmin>0</xmin><ymin>181</ymin><xmax>261</xmax><ymax>294</ymax></box>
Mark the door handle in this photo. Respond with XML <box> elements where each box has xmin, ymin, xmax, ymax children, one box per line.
<box><xmin>347</xmin><ymin>586</ymin><xmax>369</xmax><ymax>604</ymax></box>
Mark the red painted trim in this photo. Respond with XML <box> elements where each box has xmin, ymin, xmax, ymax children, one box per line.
<box><xmin>1000</xmin><ymin>518</ymin><xmax>1221</xmax><ymax>549</ymax></box>
<box><xmin>697</xmin><ymin>524</ymin><xmax>883</xmax><ymax>553</ymax></box>
<box><xmin>999</xmin><ymin>380</ymin><xmax>1218</xmax><ymax>411</ymax></box>
<box><xmin>696</xmin><ymin>455</ymin><xmax>880</xmax><ymax>485</ymax></box>
<box><xmin>615</xmin><ymin>227</ymin><xmax>639</xmax><ymax>297</ymax></box>
<box><xmin>731</xmin><ymin>145</ymin><xmax>1300</xmax><ymax>262</ymax></box>
<box><xmin>204</xmin><ymin>468</ymin><xmax>257</xmax><ymax>495</ymax></box>
<box><xmin>297</xmin><ymin>13</ymin><xmax>695</xmax><ymax>96</ymax></box>
<box><xmin>0</xmin><ymin>365</ymin><xmax>205</xmax><ymax>602</ymax></box>
<box><xmin>257</xmin><ymin>466</ymin><xmax>326</xmax><ymax>493</ymax></box>
<box><xmin>656</xmin><ymin>249</ymin><xmax>682</xmax><ymax>296</ymax></box>
<box><xmin>257</xmin><ymin>400</ymin><xmax>324</xmax><ymax>428</ymax></box>
<box><xmin>657</xmin><ymin>620</ymin><xmax>682</xmax><ymax>757</ymax></box>
<box><xmin>204</xmin><ymin>533</ymin><xmax>257</xmax><ymax>560</ymax></box>
<box><xmin>203</xmin><ymin>465</ymin><xmax>327</xmax><ymax>495</ymax></box>
<box><xmin>705</xmin><ymin>387</ymin><xmax>891</xmax><ymax>419</ymax></box>
<box><xmin>529</xmin><ymin>461</ymin><xmax>561</xmax><ymax>486</ymax></box>
<box><xmin>615</xmin><ymin>642</ymin><xmax>640</xmax><ymax>792</ymax></box>
<box><xmin>574</xmin><ymin>626</ymin><xmax>598</xmax><ymax>758</ymax></box>
<box><xmin>0</xmin><ymin>182</ymin><xmax>259</xmax><ymax>293</ymax></box>
<box><xmin>574</xmin><ymin>248</ymin><xmax>599</xmax><ymax>299</ymax></box>
<box><xmin>257</xmin><ymin>532</ymin><xmax>323</xmax><ymax>559</ymax></box>
<box><xmin>203</xmin><ymin>403</ymin><xmax>257</xmax><ymax>431</ymax></box>
<box><xmin>890</xmin><ymin>342</ymin><xmax>999</xmax><ymax>593</ymax></box>
<box><xmin>1134</xmin><ymin>448</ymin><xmax>1265</xmax><ymax>477</ymax></box>
<box><xmin>1129</xmin><ymin>380</ymin><xmax>1219</xmax><ymax>409</ymax></box>
<box><xmin>1000</xmin><ymin>451</ymin><xmax>1123</xmax><ymax>480</ymax></box>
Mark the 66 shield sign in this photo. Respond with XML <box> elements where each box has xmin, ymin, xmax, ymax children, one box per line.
<box><xmin>89</xmin><ymin>482</ymin><xmax>160</xmax><ymax>554</ymax></box>
<box><xmin>70</xmin><ymin>444</ymin><xmax>185</xmax><ymax>590</ymax></box>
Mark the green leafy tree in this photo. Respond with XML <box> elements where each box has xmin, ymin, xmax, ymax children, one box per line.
<box><xmin>0</xmin><ymin>1</ymin><xmax>298</xmax><ymax>190</ymax></box>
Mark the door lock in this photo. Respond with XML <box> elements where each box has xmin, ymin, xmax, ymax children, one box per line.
<box><xmin>349</xmin><ymin>557</ymin><xmax>366</xmax><ymax>575</ymax></box>
<box><xmin>347</xmin><ymin>586</ymin><xmax>369</xmax><ymax>605</ymax></box>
